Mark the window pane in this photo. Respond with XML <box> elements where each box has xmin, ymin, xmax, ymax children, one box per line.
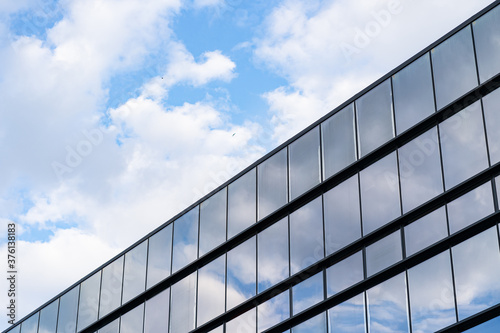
<box><xmin>172</xmin><ymin>207</ymin><xmax>199</xmax><ymax>273</ymax></box>
<box><xmin>328</xmin><ymin>294</ymin><xmax>366</xmax><ymax>333</ymax></box>
<box><xmin>431</xmin><ymin>26</ymin><xmax>478</xmax><ymax>110</ymax></box>
<box><xmin>326</xmin><ymin>251</ymin><xmax>363</xmax><ymax>297</ymax></box>
<box><xmin>58</xmin><ymin>286</ymin><xmax>79</xmax><ymax>333</ymax></box>
<box><xmin>122</xmin><ymin>240</ymin><xmax>147</xmax><ymax>304</ymax></box>
<box><xmin>292</xmin><ymin>313</ymin><xmax>326</xmax><ymax>333</ymax></box>
<box><xmin>39</xmin><ymin>299</ymin><xmax>58</xmax><ymax>333</ymax></box>
<box><xmin>366</xmin><ymin>230</ymin><xmax>402</xmax><ymax>277</ymax></box>
<box><xmin>6</xmin><ymin>325</ymin><xmax>20</xmax><ymax>333</ymax></box>
<box><xmin>257</xmin><ymin>290</ymin><xmax>290</xmax><ymax>333</ymax></box>
<box><xmin>439</xmin><ymin>101</ymin><xmax>488</xmax><ymax>189</ymax></box>
<box><xmin>324</xmin><ymin>175</ymin><xmax>361</xmax><ymax>255</ymax></box>
<box><xmin>289</xmin><ymin>126</ymin><xmax>321</xmax><ymax>200</ymax></box>
<box><xmin>393</xmin><ymin>53</ymin><xmax>435</xmax><ymax>134</ymax></box>
<box><xmin>170</xmin><ymin>271</ymin><xmax>197</xmax><ymax>333</ymax></box>
<box><xmin>473</xmin><ymin>5</ymin><xmax>500</xmax><ymax>83</ymax></box>
<box><xmin>99</xmin><ymin>256</ymin><xmax>123</xmax><ymax>318</ymax></box>
<box><xmin>258</xmin><ymin>148</ymin><xmax>288</xmax><ymax>220</ymax></box>
<box><xmin>199</xmin><ymin>188</ymin><xmax>226</xmax><ymax>256</ymax></box>
<box><xmin>20</xmin><ymin>313</ymin><xmax>38</xmax><ymax>333</ymax></box>
<box><xmin>120</xmin><ymin>304</ymin><xmax>144</xmax><ymax>333</ymax></box>
<box><xmin>408</xmin><ymin>251</ymin><xmax>456</xmax><ymax>332</ymax></box>
<box><xmin>227</xmin><ymin>236</ymin><xmax>256</xmax><ymax>310</ymax></box>
<box><xmin>98</xmin><ymin>318</ymin><xmax>119</xmax><ymax>333</ymax></box>
<box><xmin>452</xmin><ymin>227</ymin><xmax>500</xmax><ymax>320</ymax></box>
<box><xmin>197</xmin><ymin>255</ymin><xmax>225</xmax><ymax>326</ymax></box>
<box><xmin>483</xmin><ymin>88</ymin><xmax>500</xmax><ymax>165</ymax></box>
<box><xmin>290</xmin><ymin>197</ymin><xmax>324</xmax><ymax>275</ymax></box>
<box><xmin>447</xmin><ymin>182</ymin><xmax>494</xmax><ymax>234</ymax></box>
<box><xmin>292</xmin><ymin>272</ymin><xmax>324</xmax><ymax>314</ymax></box>
<box><xmin>77</xmin><ymin>271</ymin><xmax>101</xmax><ymax>331</ymax></box>
<box><xmin>258</xmin><ymin>217</ymin><xmax>289</xmax><ymax>293</ymax></box>
<box><xmin>226</xmin><ymin>308</ymin><xmax>256</xmax><ymax>333</ymax></box>
<box><xmin>405</xmin><ymin>207</ymin><xmax>448</xmax><ymax>256</ymax></box>
<box><xmin>463</xmin><ymin>315</ymin><xmax>500</xmax><ymax>333</ymax></box>
<box><xmin>147</xmin><ymin>224</ymin><xmax>172</xmax><ymax>289</ymax></box>
<box><xmin>356</xmin><ymin>79</ymin><xmax>394</xmax><ymax>157</ymax></box>
<box><xmin>360</xmin><ymin>152</ymin><xmax>400</xmax><ymax>235</ymax></box>
<box><xmin>399</xmin><ymin>127</ymin><xmax>443</xmax><ymax>213</ymax></box>
<box><xmin>228</xmin><ymin>168</ymin><xmax>256</xmax><ymax>239</ymax></box>
<box><xmin>322</xmin><ymin>104</ymin><xmax>356</xmax><ymax>179</ymax></box>
<box><xmin>144</xmin><ymin>288</ymin><xmax>169</xmax><ymax>333</ymax></box>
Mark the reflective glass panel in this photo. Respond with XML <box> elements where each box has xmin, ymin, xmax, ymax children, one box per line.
<box><xmin>122</xmin><ymin>240</ymin><xmax>147</xmax><ymax>304</ymax></box>
<box><xmin>322</xmin><ymin>104</ymin><xmax>357</xmax><ymax>179</ymax></box>
<box><xmin>292</xmin><ymin>272</ymin><xmax>324</xmax><ymax>314</ymax></box>
<box><xmin>257</xmin><ymin>290</ymin><xmax>290</xmax><ymax>333</ymax></box>
<box><xmin>399</xmin><ymin>127</ymin><xmax>443</xmax><ymax>213</ymax></box>
<box><xmin>170</xmin><ymin>271</ymin><xmax>197</xmax><ymax>333</ymax></box>
<box><xmin>289</xmin><ymin>126</ymin><xmax>321</xmax><ymax>200</ymax></box>
<box><xmin>473</xmin><ymin>5</ymin><xmax>500</xmax><ymax>83</ymax></box>
<box><xmin>199</xmin><ymin>188</ymin><xmax>226</xmax><ymax>256</ymax></box>
<box><xmin>144</xmin><ymin>288</ymin><xmax>169</xmax><ymax>333</ymax></box>
<box><xmin>120</xmin><ymin>303</ymin><xmax>144</xmax><ymax>333</ymax></box>
<box><xmin>360</xmin><ymin>152</ymin><xmax>401</xmax><ymax>234</ymax></box>
<box><xmin>228</xmin><ymin>168</ymin><xmax>256</xmax><ymax>239</ymax></box>
<box><xmin>6</xmin><ymin>325</ymin><xmax>20</xmax><ymax>333</ymax></box>
<box><xmin>227</xmin><ymin>236</ymin><xmax>256</xmax><ymax>310</ymax></box>
<box><xmin>226</xmin><ymin>308</ymin><xmax>256</xmax><ymax>333</ymax></box>
<box><xmin>324</xmin><ymin>175</ymin><xmax>361</xmax><ymax>255</ymax></box>
<box><xmin>258</xmin><ymin>217</ymin><xmax>289</xmax><ymax>293</ymax></box>
<box><xmin>197</xmin><ymin>255</ymin><xmax>226</xmax><ymax>326</ymax></box>
<box><xmin>208</xmin><ymin>326</ymin><xmax>223</xmax><ymax>333</ymax></box>
<box><xmin>356</xmin><ymin>79</ymin><xmax>394</xmax><ymax>157</ymax></box>
<box><xmin>258</xmin><ymin>148</ymin><xmax>288</xmax><ymax>220</ymax></box>
<box><xmin>38</xmin><ymin>299</ymin><xmax>58</xmax><ymax>333</ymax></box>
<box><xmin>366</xmin><ymin>273</ymin><xmax>409</xmax><ymax>332</ymax></box>
<box><xmin>292</xmin><ymin>313</ymin><xmax>327</xmax><ymax>333</ymax></box>
<box><xmin>408</xmin><ymin>251</ymin><xmax>456</xmax><ymax>332</ymax></box>
<box><xmin>98</xmin><ymin>318</ymin><xmax>119</xmax><ymax>333</ymax></box>
<box><xmin>57</xmin><ymin>286</ymin><xmax>79</xmax><ymax>333</ymax></box>
<box><xmin>290</xmin><ymin>197</ymin><xmax>324</xmax><ymax>275</ymax></box>
<box><xmin>77</xmin><ymin>271</ymin><xmax>101</xmax><ymax>331</ymax></box>
<box><xmin>20</xmin><ymin>313</ymin><xmax>38</xmax><ymax>333</ymax></box>
<box><xmin>328</xmin><ymin>294</ymin><xmax>366</xmax><ymax>333</ymax></box>
<box><xmin>431</xmin><ymin>26</ymin><xmax>478</xmax><ymax>110</ymax></box>
<box><xmin>452</xmin><ymin>227</ymin><xmax>500</xmax><ymax>320</ymax></box>
<box><xmin>439</xmin><ymin>101</ymin><xmax>489</xmax><ymax>189</ymax></box>
<box><xmin>393</xmin><ymin>53</ymin><xmax>435</xmax><ymax>134</ymax></box>
<box><xmin>366</xmin><ymin>230</ymin><xmax>402</xmax><ymax>277</ymax></box>
<box><xmin>146</xmin><ymin>224</ymin><xmax>172</xmax><ymax>288</ymax></box>
<box><xmin>326</xmin><ymin>251</ymin><xmax>363</xmax><ymax>297</ymax></box>
<box><xmin>482</xmin><ymin>88</ymin><xmax>500</xmax><ymax>165</ymax></box>
<box><xmin>172</xmin><ymin>207</ymin><xmax>199</xmax><ymax>273</ymax></box>
<box><xmin>447</xmin><ymin>182</ymin><xmax>494</xmax><ymax>234</ymax></box>
<box><xmin>464</xmin><ymin>315</ymin><xmax>500</xmax><ymax>333</ymax></box>
<box><xmin>405</xmin><ymin>207</ymin><xmax>448</xmax><ymax>256</ymax></box>
<box><xmin>99</xmin><ymin>256</ymin><xmax>123</xmax><ymax>318</ymax></box>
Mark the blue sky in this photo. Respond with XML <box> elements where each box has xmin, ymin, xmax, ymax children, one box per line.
<box><xmin>0</xmin><ymin>0</ymin><xmax>496</xmax><ymax>329</ymax></box>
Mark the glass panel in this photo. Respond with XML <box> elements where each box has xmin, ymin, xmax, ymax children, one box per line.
<box><xmin>483</xmin><ymin>88</ymin><xmax>500</xmax><ymax>165</ymax></box>
<box><xmin>326</xmin><ymin>251</ymin><xmax>363</xmax><ymax>297</ymax></box>
<box><xmin>393</xmin><ymin>53</ymin><xmax>435</xmax><ymax>134</ymax></box>
<box><xmin>356</xmin><ymin>79</ymin><xmax>394</xmax><ymax>157</ymax></box>
<box><xmin>290</xmin><ymin>197</ymin><xmax>324</xmax><ymax>275</ymax></box>
<box><xmin>228</xmin><ymin>168</ymin><xmax>256</xmax><ymax>239</ymax></box>
<box><xmin>199</xmin><ymin>188</ymin><xmax>226</xmax><ymax>256</ymax></box>
<box><xmin>473</xmin><ymin>5</ymin><xmax>500</xmax><ymax>83</ymax></box>
<box><xmin>99</xmin><ymin>256</ymin><xmax>123</xmax><ymax>318</ymax></box>
<box><xmin>170</xmin><ymin>271</ymin><xmax>197</xmax><ymax>333</ymax></box>
<box><xmin>322</xmin><ymin>104</ymin><xmax>357</xmax><ymax>179</ymax></box>
<box><xmin>120</xmin><ymin>303</ymin><xmax>144</xmax><ymax>333</ymax></box>
<box><xmin>447</xmin><ymin>182</ymin><xmax>494</xmax><ymax>234</ymax></box>
<box><xmin>146</xmin><ymin>224</ymin><xmax>172</xmax><ymax>288</ymax></box>
<box><xmin>77</xmin><ymin>271</ymin><xmax>101</xmax><ymax>330</ymax></box>
<box><xmin>452</xmin><ymin>227</ymin><xmax>500</xmax><ymax>320</ymax></box>
<box><xmin>399</xmin><ymin>127</ymin><xmax>443</xmax><ymax>213</ymax></box>
<box><xmin>328</xmin><ymin>294</ymin><xmax>366</xmax><ymax>333</ymax></box>
<box><xmin>20</xmin><ymin>313</ymin><xmax>38</xmax><ymax>333</ymax></box>
<box><xmin>408</xmin><ymin>251</ymin><xmax>456</xmax><ymax>332</ymax></box>
<box><xmin>405</xmin><ymin>207</ymin><xmax>448</xmax><ymax>256</ymax></box>
<box><xmin>6</xmin><ymin>325</ymin><xmax>20</xmax><ymax>333</ymax></box>
<box><xmin>207</xmin><ymin>325</ymin><xmax>223</xmax><ymax>333</ymax></box>
<box><xmin>258</xmin><ymin>217</ymin><xmax>289</xmax><ymax>293</ymax></box>
<box><xmin>366</xmin><ymin>230</ymin><xmax>402</xmax><ymax>277</ymax></box>
<box><xmin>97</xmin><ymin>318</ymin><xmax>119</xmax><ymax>333</ymax></box>
<box><xmin>324</xmin><ymin>175</ymin><xmax>361</xmax><ymax>255</ymax></box>
<box><xmin>257</xmin><ymin>290</ymin><xmax>290</xmax><ymax>333</ymax></box>
<box><xmin>292</xmin><ymin>313</ymin><xmax>327</xmax><ymax>333</ymax></box>
<box><xmin>197</xmin><ymin>255</ymin><xmax>226</xmax><ymax>326</ymax></box>
<box><xmin>360</xmin><ymin>152</ymin><xmax>400</xmax><ymax>235</ymax></box>
<box><xmin>439</xmin><ymin>101</ymin><xmax>488</xmax><ymax>189</ymax></box>
<box><xmin>289</xmin><ymin>126</ymin><xmax>321</xmax><ymax>200</ymax></box>
<box><xmin>226</xmin><ymin>308</ymin><xmax>256</xmax><ymax>333</ymax></box>
<box><xmin>431</xmin><ymin>26</ymin><xmax>478</xmax><ymax>110</ymax></box>
<box><xmin>258</xmin><ymin>148</ymin><xmax>288</xmax><ymax>220</ymax></box>
<box><xmin>57</xmin><ymin>286</ymin><xmax>79</xmax><ymax>333</ymax></box>
<box><xmin>227</xmin><ymin>236</ymin><xmax>256</xmax><ymax>310</ymax></box>
<box><xmin>122</xmin><ymin>240</ymin><xmax>147</xmax><ymax>304</ymax></box>
<box><xmin>292</xmin><ymin>272</ymin><xmax>324</xmax><ymax>314</ymax></box>
<box><xmin>144</xmin><ymin>288</ymin><xmax>169</xmax><ymax>333</ymax></box>
<box><xmin>464</xmin><ymin>315</ymin><xmax>500</xmax><ymax>332</ymax></box>
<box><xmin>172</xmin><ymin>207</ymin><xmax>199</xmax><ymax>273</ymax></box>
<box><xmin>38</xmin><ymin>299</ymin><xmax>58</xmax><ymax>333</ymax></box>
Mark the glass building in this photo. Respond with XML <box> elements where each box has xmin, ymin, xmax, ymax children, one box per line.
<box><xmin>5</xmin><ymin>2</ymin><xmax>500</xmax><ymax>333</ymax></box>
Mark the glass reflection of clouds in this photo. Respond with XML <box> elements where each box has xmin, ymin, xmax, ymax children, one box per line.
<box><xmin>57</xmin><ymin>286</ymin><xmax>79</xmax><ymax>333</ymax></box>
<box><xmin>257</xmin><ymin>290</ymin><xmax>290</xmax><ymax>333</ymax></box>
<box><xmin>226</xmin><ymin>308</ymin><xmax>256</xmax><ymax>333</ymax></box>
<box><xmin>228</xmin><ymin>168</ymin><xmax>256</xmax><ymax>239</ymax></box>
<box><xmin>122</xmin><ymin>240</ymin><xmax>147</xmax><ymax>304</ymax></box>
<box><xmin>258</xmin><ymin>148</ymin><xmax>288</xmax><ymax>220</ymax></box>
<box><xmin>77</xmin><ymin>271</ymin><xmax>101</xmax><ymax>331</ymax></box>
<box><xmin>119</xmin><ymin>303</ymin><xmax>144</xmax><ymax>333</ymax></box>
<box><xmin>291</xmin><ymin>313</ymin><xmax>327</xmax><ymax>333</ymax></box>
<box><xmin>365</xmin><ymin>230</ymin><xmax>402</xmax><ymax>277</ymax></box>
<box><xmin>292</xmin><ymin>272</ymin><xmax>324</xmax><ymax>315</ymax></box>
<box><xmin>326</xmin><ymin>251</ymin><xmax>363</xmax><ymax>297</ymax></box>
<box><xmin>227</xmin><ymin>237</ymin><xmax>256</xmax><ymax>310</ymax></box>
<box><xmin>146</xmin><ymin>224</ymin><xmax>172</xmax><ymax>289</ymax></box>
<box><xmin>199</xmin><ymin>188</ymin><xmax>226</xmax><ymax>256</ymax></box>
<box><xmin>99</xmin><ymin>256</ymin><xmax>123</xmax><ymax>318</ymax></box>
<box><xmin>38</xmin><ymin>299</ymin><xmax>58</xmax><ymax>333</ymax></box>
<box><xmin>98</xmin><ymin>318</ymin><xmax>119</xmax><ymax>333</ymax></box>
<box><xmin>197</xmin><ymin>255</ymin><xmax>226</xmax><ymax>326</ymax></box>
<box><xmin>144</xmin><ymin>288</ymin><xmax>169</xmax><ymax>333</ymax></box>
<box><xmin>19</xmin><ymin>313</ymin><xmax>38</xmax><ymax>333</ymax></box>
<box><xmin>170</xmin><ymin>271</ymin><xmax>197</xmax><ymax>333</ymax></box>
<box><xmin>482</xmin><ymin>88</ymin><xmax>500</xmax><ymax>165</ymax></box>
<box><xmin>172</xmin><ymin>207</ymin><xmax>199</xmax><ymax>273</ymax></box>
<box><xmin>473</xmin><ymin>4</ymin><xmax>500</xmax><ymax>83</ymax></box>
<box><xmin>405</xmin><ymin>207</ymin><xmax>448</xmax><ymax>257</ymax></box>
<box><xmin>328</xmin><ymin>294</ymin><xmax>366</xmax><ymax>333</ymax></box>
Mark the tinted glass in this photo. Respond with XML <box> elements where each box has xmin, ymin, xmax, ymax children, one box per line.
<box><xmin>473</xmin><ymin>5</ymin><xmax>500</xmax><ymax>82</ymax></box>
<box><xmin>356</xmin><ymin>79</ymin><xmax>394</xmax><ymax>157</ymax></box>
<box><xmin>122</xmin><ymin>240</ymin><xmax>147</xmax><ymax>304</ymax></box>
<box><xmin>98</xmin><ymin>318</ymin><xmax>119</xmax><ymax>333</ymax></box>
<box><xmin>170</xmin><ymin>271</ymin><xmax>197</xmax><ymax>333</ymax></box>
<box><xmin>360</xmin><ymin>152</ymin><xmax>401</xmax><ymax>234</ymax></box>
<box><xmin>6</xmin><ymin>325</ymin><xmax>20</xmax><ymax>333</ymax></box>
<box><xmin>399</xmin><ymin>127</ymin><xmax>443</xmax><ymax>213</ymax></box>
<box><xmin>326</xmin><ymin>251</ymin><xmax>363</xmax><ymax>297</ymax></box>
<box><xmin>393</xmin><ymin>53</ymin><xmax>435</xmax><ymax>134</ymax></box>
<box><xmin>258</xmin><ymin>148</ymin><xmax>288</xmax><ymax>220</ymax></box>
<box><xmin>120</xmin><ymin>303</ymin><xmax>144</xmax><ymax>333</ymax></box>
<box><xmin>20</xmin><ymin>313</ymin><xmax>38</xmax><ymax>333</ymax></box>
<box><xmin>324</xmin><ymin>175</ymin><xmax>361</xmax><ymax>255</ymax></box>
<box><xmin>464</xmin><ymin>315</ymin><xmax>500</xmax><ymax>333</ymax></box>
<box><xmin>199</xmin><ymin>188</ymin><xmax>226</xmax><ymax>256</ymax></box>
<box><xmin>328</xmin><ymin>294</ymin><xmax>365</xmax><ymax>333</ymax></box>
<box><xmin>77</xmin><ymin>271</ymin><xmax>101</xmax><ymax>330</ymax></box>
<box><xmin>452</xmin><ymin>227</ymin><xmax>500</xmax><ymax>320</ymax></box>
<box><xmin>431</xmin><ymin>26</ymin><xmax>478</xmax><ymax>109</ymax></box>
<box><xmin>99</xmin><ymin>256</ymin><xmax>123</xmax><ymax>318</ymax></box>
<box><xmin>147</xmin><ymin>224</ymin><xmax>172</xmax><ymax>288</ymax></box>
<box><xmin>172</xmin><ymin>207</ymin><xmax>199</xmax><ymax>273</ymax></box>
<box><xmin>482</xmin><ymin>88</ymin><xmax>500</xmax><ymax>165</ymax></box>
<box><xmin>257</xmin><ymin>290</ymin><xmax>290</xmax><ymax>333</ymax></box>
<box><xmin>292</xmin><ymin>313</ymin><xmax>326</xmax><ymax>333</ymax></box>
<box><xmin>38</xmin><ymin>299</ymin><xmax>58</xmax><ymax>333</ymax></box>
<box><xmin>292</xmin><ymin>272</ymin><xmax>324</xmax><ymax>314</ymax></box>
<box><xmin>226</xmin><ymin>308</ymin><xmax>256</xmax><ymax>333</ymax></box>
<box><xmin>408</xmin><ymin>251</ymin><xmax>456</xmax><ymax>332</ymax></box>
<box><xmin>197</xmin><ymin>255</ymin><xmax>226</xmax><ymax>326</ymax></box>
<box><xmin>228</xmin><ymin>168</ymin><xmax>256</xmax><ymax>239</ymax></box>
<box><xmin>144</xmin><ymin>288</ymin><xmax>169</xmax><ymax>333</ymax></box>
<box><xmin>439</xmin><ymin>101</ymin><xmax>488</xmax><ymax>189</ymax></box>
<box><xmin>227</xmin><ymin>237</ymin><xmax>256</xmax><ymax>310</ymax></box>
<box><xmin>57</xmin><ymin>286</ymin><xmax>79</xmax><ymax>333</ymax></box>
<box><xmin>322</xmin><ymin>104</ymin><xmax>356</xmax><ymax>179</ymax></box>
<box><xmin>366</xmin><ymin>230</ymin><xmax>402</xmax><ymax>277</ymax></box>
<box><xmin>405</xmin><ymin>207</ymin><xmax>448</xmax><ymax>256</ymax></box>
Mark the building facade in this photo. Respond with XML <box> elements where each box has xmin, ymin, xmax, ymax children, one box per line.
<box><xmin>5</xmin><ymin>1</ymin><xmax>500</xmax><ymax>332</ymax></box>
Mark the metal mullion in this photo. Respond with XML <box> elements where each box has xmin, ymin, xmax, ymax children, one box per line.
<box><xmin>74</xmin><ymin>284</ymin><xmax>82</xmax><ymax>333</ymax></box>
<box><xmin>405</xmin><ymin>270</ymin><xmax>413</xmax><ymax>333</ymax></box>
<box><xmin>448</xmin><ymin>248</ymin><xmax>460</xmax><ymax>323</ymax></box>
<box><xmin>480</xmin><ymin>98</ymin><xmax>493</xmax><ymax>168</ymax></box>
<box><xmin>470</xmin><ymin>21</ymin><xmax>482</xmax><ymax>86</ymax></box>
